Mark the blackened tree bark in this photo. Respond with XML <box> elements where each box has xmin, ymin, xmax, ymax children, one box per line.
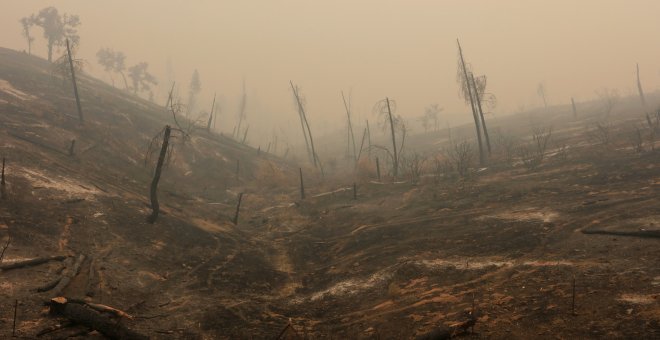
<box><xmin>471</xmin><ymin>73</ymin><xmax>491</xmax><ymax>155</ymax></box>
<box><xmin>206</xmin><ymin>93</ymin><xmax>216</xmax><ymax>131</ymax></box>
<box><xmin>386</xmin><ymin>98</ymin><xmax>398</xmax><ymax>177</ymax></box>
<box><xmin>457</xmin><ymin>39</ymin><xmax>484</xmax><ymax>166</ymax></box>
<box><xmin>147</xmin><ymin>125</ymin><xmax>171</xmax><ymax>223</ymax></box>
<box><xmin>66</xmin><ymin>39</ymin><xmax>83</xmax><ymax>124</ymax></box>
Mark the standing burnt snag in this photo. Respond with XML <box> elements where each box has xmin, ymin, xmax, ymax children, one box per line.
<box><xmin>66</xmin><ymin>39</ymin><xmax>84</xmax><ymax>124</ymax></box>
<box><xmin>376</xmin><ymin>157</ymin><xmax>381</xmax><ymax>181</ymax></box>
<box><xmin>233</xmin><ymin>192</ymin><xmax>244</xmax><ymax>225</ymax></box>
<box><xmin>147</xmin><ymin>125</ymin><xmax>171</xmax><ymax>223</ymax></box>
<box><xmin>299</xmin><ymin>168</ymin><xmax>305</xmax><ymax>200</ymax></box>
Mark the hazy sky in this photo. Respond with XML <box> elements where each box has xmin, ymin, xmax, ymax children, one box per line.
<box><xmin>2</xmin><ymin>1</ymin><xmax>660</xmax><ymax>146</ymax></box>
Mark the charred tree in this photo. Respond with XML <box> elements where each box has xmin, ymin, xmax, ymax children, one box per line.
<box><xmin>147</xmin><ymin>125</ymin><xmax>171</xmax><ymax>224</ymax></box>
<box><xmin>342</xmin><ymin>91</ymin><xmax>357</xmax><ymax>165</ymax></box>
<box><xmin>457</xmin><ymin>39</ymin><xmax>485</xmax><ymax>166</ymax></box>
<box><xmin>299</xmin><ymin>168</ymin><xmax>305</xmax><ymax>200</ymax></box>
<box><xmin>206</xmin><ymin>93</ymin><xmax>216</xmax><ymax>131</ymax></box>
<box><xmin>386</xmin><ymin>97</ymin><xmax>399</xmax><ymax>177</ymax></box>
<box><xmin>0</xmin><ymin>255</ymin><xmax>66</xmax><ymax>271</ymax></box>
<box><xmin>290</xmin><ymin>82</ymin><xmax>312</xmax><ymax>162</ymax></box>
<box><xmin>48</xmin><ymin>298</ymin><xmax>148</xmax><ymax>340</ymax></box>
<box><xmin>232</xmin><ymin>193</ymin><xmax>243</xmax><ymax>225</ymax></box>
<box><xmin>235</xmin><ymin>159</ymin><xmax>240</xmax><ymax>183</ymax></box>
<box><xmin>636</xmin><ymin>63</ymin><xmax>648</xmax><ymax>117</ymax></box>
<box><xmin>165</xmin><ymin>82</ymin><xmax>175</xmax><ymax>109</ymax></box>
<box><xmin>356</xmin><ymin>127</ymin><xmax>367</xmax><ymax>163</ymax></box>
<box><xmin>376</xmin><ymin>156</ymin><xmax>381</xmax><ymax>181</ymax></box>
<box><xmin>66</xmin><ymin>39</ymin><xmax>83</xmax><ymax>124</ymax></box>
<box><xmin>366</xmin><ymin>119</ymin><xmax>372</xmax><ymax>158</ymax></box>
<box><xmin>470</xmin><ymin>73</ymin><xmax>491</xmax><ymax>155</ymax></box>
<box><xmin>301</xmin><ymin>104</ymin><xmax>320</xmax><ymax>169</ymax></box>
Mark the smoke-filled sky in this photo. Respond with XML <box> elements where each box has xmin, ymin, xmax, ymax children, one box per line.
<box><xmin>2</xmin><ymin>1</ymin><xmax>660</xmax><ymax>146</ymax></box>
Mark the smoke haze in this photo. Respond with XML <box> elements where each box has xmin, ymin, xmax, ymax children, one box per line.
<box><xmin>2</xmin><ymin>1</ymin><xmax>660</xmax><ymax>146</ymax></box>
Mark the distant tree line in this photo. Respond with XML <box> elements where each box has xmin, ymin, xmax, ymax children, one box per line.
<box><xmin>20</xmin><ymin>7</ymin><xmax>80</xmax><ymax>62</ymax></box>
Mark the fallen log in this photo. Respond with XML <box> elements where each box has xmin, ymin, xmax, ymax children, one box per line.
<box><xmin>36</xmin><ymin>321</ymin><xmax>74</xmax><ymax>337</ymax></box>
<box><xmin>37</xmin><ymin>257</ymin><xmax>73</xmax><ymax>292</ymax></box>
<box><xmin>582</xmin><ymin>229</ymin><xmax>660</xmax><ymax>239</ymax></box>
<box><xmin>61</xmin><ymin>297</ymin><xmax>135</xmax><ymax>320</ymax></box>
<box><xmin>0</xmin><ymin>255</ymin><xmax>67</xmax><ymax>271</ymax></box>
<box><xmin>51</xmin><ymin>254</ymin><xmax>85</xmax><ymax>296</ymax></box>
<box><xmin>37</xmin><ymin>277</ymin><xmax>63</xmax><ymax>292</ymax></box>
<box><xmin>48</xmin><ymin>297</ymin><xmax>147</xmax><ymax>340</ymax></box>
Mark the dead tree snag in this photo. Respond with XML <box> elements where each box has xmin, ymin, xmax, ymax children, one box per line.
<box><xmin>386</xmin><ymin>97</ymin><xmax>398</xmax><ymax>177</ymax></box>
<box><xmin>376</xmin><ymin>157</ymin><xmax>381</xmax><ymax>181</ymax></box>
<box><xmin>457</xmin><ymin>39</ymin><xmax>484</xmax><ymax>165</ymax></box>
<box><xmin>233</xmin><ymin>192</ymin><xmax>243</xmax><ymax>225</ymax></box>
<box><xmin>148</xmin><ymin>125</ymin><xmax>171</xmax><ymax>224</ymax></box>
<box><xmin>299</xmin><ymin>168</ymin><xmax>305</xmax><ymax>200</ymax></box>
<box><xmin>206</xmin><ymin>93</ymin><xmax>216</xmax><ymax>131</ymax></box>
<box><xmin>66</xmin><ymin>39</ymin><xmax>83</xmax><ymax>124</ymax></box>
<box><xmin>471</xmin><ymin>73</ymin><xmax>491</xmax><ymax>155</ymax></box>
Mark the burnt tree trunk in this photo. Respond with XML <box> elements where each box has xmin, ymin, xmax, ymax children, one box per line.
<box><xmin>206</xmin><ymin>93</ymin><xmax>216</xmax><ymax>131</ymax></box>
<box><xmin>376</xmin><ymin>157</ymin><xmax>381</xmax><ymax>181</ymax></box>
<box><xmin>356</xmin><ymin>127</ymin><xmax>367</xmax><ymax>163</ymax></box>
<box><xmin>66</xmin><ymin>39</ymin><xmax>83</xmax><ymax>124</ymax></box>
<box><xmin>386</xmin><ymin>97</ymin><xmax>398</xmax><ymax>177</ymax></box>
<box><xmin>636</xmin><ymin>63</ymin><xmax>648</xmax><ymax>116</ymax></box>
<box><xmin>366</xmin><ymin>119</ymin><xmax>372</xmax><ymax>158</ymax></box>
<box><xmin>148</xmin><ymin>126</ymin><xmax>171</xmax><ymax>224</ymax></box>
<box><xmin>290</xmin><ymin>81</ymin><xmax>313</xmax><ymax>164</ymax></box>
<box><xmin>48</xmin><ymin>300</ymin><xmax>147</xmax><ymax>340</ymax></box>
<box><xmin>299</xmin><ymin>168</ymin><xmax>305</xmax><ymax>200</ymax></box>
<box><xmin>471</xmin><ymin>73</ymin><xmax>491</xmax><ymax>155</ymax></box>
<box><xmin>342</xmin><ymin>91</ymin><xmax>357</xmax><ymax>165</ymax></box>
<box><xmin>0</xmin><ymin>255</ymin><xmax>67</xmax><ymax>271</ymax></box>
<box><xmin>235</xmin><ymin>159</ymin><xmax>240</xmax><ymax>183</ymax></box>
<box><xmin>457</xmin><ymin>39</ymin><xmax>484</xmax><ymax>166</ymax></box>
<box><xmin>232</xmin><ymin>193</ymin><xmax>243</xmax><ymax>225</ymax></box>
<box><xmin>301</xmin><ymin>107</ymin><xmax>320</xmax><ymax>169</ymax></box>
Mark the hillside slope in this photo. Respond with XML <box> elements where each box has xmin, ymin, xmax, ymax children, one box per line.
<box><xmin>0</xmin><ymin>48</ymin><xmax>659</xmax><ymax>339</ymax></box>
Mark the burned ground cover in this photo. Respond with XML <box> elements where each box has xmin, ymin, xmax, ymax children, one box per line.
<box><xmin>0</xmin><ymin>48</ymin><xmax>658</xmax><ymax>339</ymax></box>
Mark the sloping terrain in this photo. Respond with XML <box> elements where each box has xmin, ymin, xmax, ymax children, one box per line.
<box><xmin>0</xmin><ymin>48</ymin><xmax>658</xmax><ymax>339</ymax></box>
